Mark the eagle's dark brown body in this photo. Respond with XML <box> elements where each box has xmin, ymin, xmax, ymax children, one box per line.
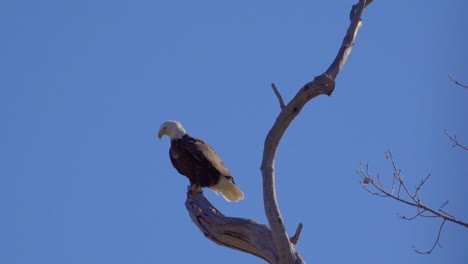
<box><xmin>169</xmin><ymin>134</ymin><xmax>235</xmax><ymax>188</ymax></box>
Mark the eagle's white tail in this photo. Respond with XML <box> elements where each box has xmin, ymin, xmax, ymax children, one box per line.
<box><xmin>210</xmin><ymin>176</ymin><xmax>244</xmax><ymax>202</ymax></box>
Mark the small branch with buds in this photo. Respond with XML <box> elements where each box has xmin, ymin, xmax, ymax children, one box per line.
<box><xmin>444</xmin><ymin>129</ymin><xmax>468</xmax><ymax>151</ymax></box>
<box><xmin>358</xmin><ymin>150</ymin><xmax>468</xmax><ymax>254</ymax></box>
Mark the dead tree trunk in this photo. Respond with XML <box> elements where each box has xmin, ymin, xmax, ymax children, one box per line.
<box><xmin>185</xmin><ymin>1</ymin><xmax>374</xmax><ymax>263</ymax></box>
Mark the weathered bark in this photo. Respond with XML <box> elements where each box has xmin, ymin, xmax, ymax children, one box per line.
<box><xmin>185</xmin><ymin>1</ymin><xmax>373</xmax><ymax>263</ymax></box>
<box><xmin>185</xmin><ymin>189</ymin><xmax>279</xmax><ymax>263</ymax></box>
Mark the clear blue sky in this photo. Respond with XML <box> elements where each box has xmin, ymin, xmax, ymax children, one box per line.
<box><xmin>1</xmin><ymin>1</ymin><xmax>467</xmax><ymax>263</ymax></box>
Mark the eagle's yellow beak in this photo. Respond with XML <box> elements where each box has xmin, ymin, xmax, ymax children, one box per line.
<box><xmin>157</xmin><ymin>127</ymin><xmax>165</xmax><ymax>139</ymax></box>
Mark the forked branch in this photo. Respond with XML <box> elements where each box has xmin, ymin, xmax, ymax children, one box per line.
<box><xmin>444</xmin><ymin>129</ymin><xmax>468</xmax><ymax>151</ymax></box>
<box><xmin>262</xmin><ymin>1</ymin><xmax>371</xmax><ymax>263</ymax></box>
<box><xmin>185</xmin><ymin>1</ymin><xmax>373</xmax><ymax>263</ymax></box>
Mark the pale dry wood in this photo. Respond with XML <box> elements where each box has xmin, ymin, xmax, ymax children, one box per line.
<box><xmin>185</xmin><ymin>189</ymin><xmax>279</xmax><ymax>263</ymax></box>
<box><xmin>261</xmin><ymin>1</ymin><xmax>370</xmax><ymax>263</ymax></box>
<box><xmin>289</xmin><ymin>223</ymin><xmax>303</xmax><ymax>246</ymax></box>
<box><xmin>185</xmin><ymin>1</ymin><xmax>373</xmax><ymax>263</ymax></box>
<box><xmin>271</xmin><ymin>83</ymin><xmax>286</xmax><ymax>110</ymax></box>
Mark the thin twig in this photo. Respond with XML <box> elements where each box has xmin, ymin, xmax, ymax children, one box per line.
<box><xmin>357</xmin><ymin>151</ymin><xmax>468</xmax><ymax>254</ymax></box>
<box><xmin>271</xmin><ymin>83</ymin><xmax>286</xmax><ymax>109</ymax></box>
<box><xmin>439</xmin><ymin>201</ymin><xmax>455</xmax><ymax>219</ymax></box>
<box><xmin>440</xmin><ymin>200</ymin><xmax>449</xmax><ymax>209</ymax></box>
<box><xmin>358</xmin><ymin>155</ymin><xmax>468</xmax><ymax>228</ymax></box>
<box><xmin>399</xmin><ymin>210</ymin><xmax>427</xmax><ymax>221</ymax></box>
<box><xmin>448</xmin><ymin>74</ymin><xmax>468</xmax><ymax>88</ymax></box>
<box><xmin>413</xmin><ymin>219</ymin><xmax>446</xmax><ymax>254</ymax></box>
<box><xmin>444</xmin><ymin>129</ymin><xmax>468</xmax><ymax>151</ymax></box>
<box><xmin>415</xmin><ymin>174</ymin><xmax>431</xmax><ymax>202</ymax></box>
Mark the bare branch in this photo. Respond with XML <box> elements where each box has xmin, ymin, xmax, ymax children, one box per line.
<box><xmin>439</xmin><ymin>201</ymin><xmax>456</xmax><ymax>219</ymax></box>
<box><xmin>350</xmin><ymin>0</ymin><xmax>374</xmax><ymax>20</ymax></box>
<box><xmin>358</xmin><ymin>151</ymin><xmax>468</xmax><ymax>228</ymax></box>
<box><xmin>448</xmin><ymin>73</ymin><xmax>468</xmax><ymax>88</ymax></box>
<box><xmin>185</xmin><ymin>188</ymin><xmax>279</xmax><ymax>263</ymax></box>
<box><xmin>414</xmin><ymin>174</ymin><xmax>431</xmax><ymax>202</ymax></box>
<box><xmin>399</xmin><ymin>210</ymin><xmax>428</xmax><ymax>221</ymax></box>
<box><xmin>444</xmin><ymin>129</ymin><xmax>468</xmax><ymax>151</ymax></box>
<box><xmin>413</xmin><ymin>219</ymin><xmax>447</xmax><ymax>255</ymax></box>
<box><xmin>440</xmin><ymin>200</ymin><xmax>449</xmax><ymax>209</ymax></box>
<box><xmin>261</xmin><ymin>1</ymin><xmax>372</xmax><ymax>263</ymax></box>
<box><xmin>358</xmin><ymin>151</ymin><xmax>468</xmax><ymax>254</ymax></box>
<box><xmin>271</xmin><ymin>83</ymin><xmax>286</xmax><ymax>110</ymax></box>
<box><xmin>290</xmin><ymin>223</ymin><xmax>303</xmax><ymax>246</ymax></box>
<box><xmin>327</xmin><ymin>0</ymin><xmax>369</xmax><ymax>79</ymax></box>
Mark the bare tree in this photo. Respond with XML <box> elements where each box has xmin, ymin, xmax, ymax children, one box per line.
<box><xmin>184</xmin><ymin>1</ymin><xmax>374</xmax><ymax>263</ymax></box>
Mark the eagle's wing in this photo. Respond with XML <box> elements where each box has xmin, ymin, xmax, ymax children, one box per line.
<box><xmin>185</xmin><ymin>137</ymin><xmax>232</xmax><ymax>179</ymax></box>
<box><xmin>184</xmin><ymin>136</ymin><xmax>244</xmax><ymax>201</ymax></box>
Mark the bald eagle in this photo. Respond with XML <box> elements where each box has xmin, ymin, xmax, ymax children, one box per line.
<box><xmin>158</xmin><ymin>120</ymin><xmax>244</xmax><ymax>202</ymax></box>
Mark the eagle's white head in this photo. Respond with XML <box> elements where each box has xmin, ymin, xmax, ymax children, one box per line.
<box><xmin>158</xmin><ymin>120</ymin><xmax>187</xmax><ymax>140</ymax></box>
